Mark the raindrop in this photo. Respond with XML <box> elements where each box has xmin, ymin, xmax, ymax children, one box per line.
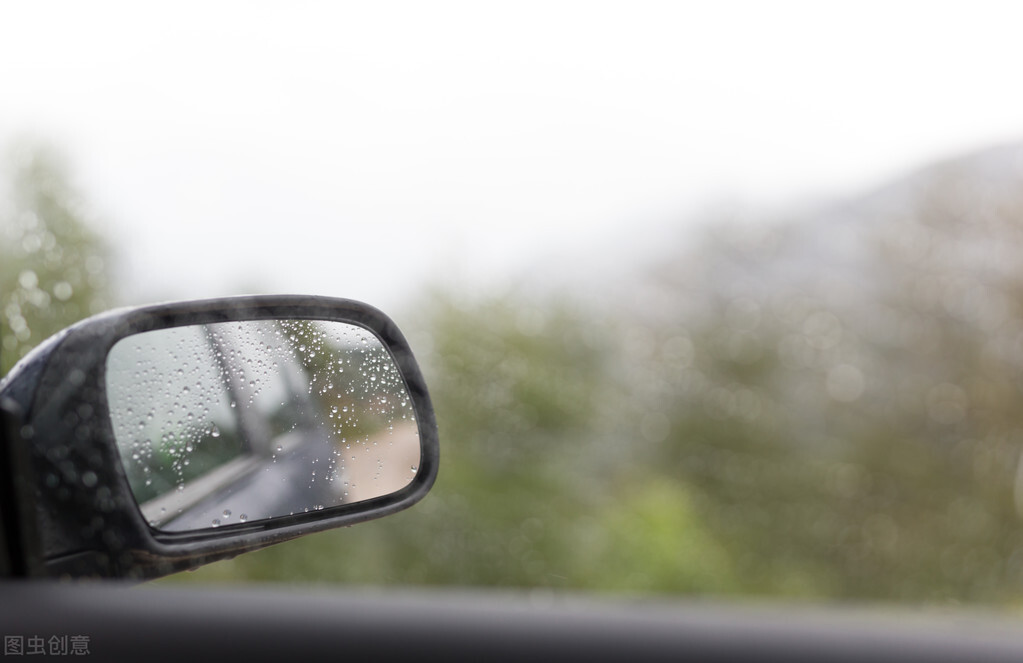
<box><xmin>238</xmin><ymin>514</ymin><xmax>248</xmax><ymax>523</ymax></box>
<box><xmin>222</xmin><ymin>509</ymin><xmax>231</xmax><ymax>519</ymax></box>
<box><xmin>211</xmin><ymin>519</ymin><xmax>221</xmax><ymax>528</ymax></box>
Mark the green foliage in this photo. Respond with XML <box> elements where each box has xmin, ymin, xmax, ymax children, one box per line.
<box><xmin>169</xmin><ymin>292</ymin><xmax>737</xmax><ymax>594</ymax></box>
<box><xmin>2</xmin><ymin>141</ymin><xmax>1011</xmax><ymax>607</ymax></box>
<box><xmin>0</xmin><ymin>143</ymin><xmax>111</xmax><ymax>376</ymax></box>
<box><xmin>629</xmin><ymin>159</ymin><xmax>1023</xmax><ymax>603</ymax></box>
<box><xmin>168</xmin><ymin>153</ymin><xmax>1023</xmax><ymax>607</ymax></box>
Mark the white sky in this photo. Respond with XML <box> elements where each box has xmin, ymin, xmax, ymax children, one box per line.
<box><xmin>3</xmin><ymin>1</ymin><xmax>1023</xmax><ymax>315</ymax></box>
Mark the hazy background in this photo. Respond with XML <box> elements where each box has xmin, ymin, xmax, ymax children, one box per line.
<box><xmin>5</xmin><ymin>1</ymin><xmax>1023</xmax><ymax>310</ymax></box>
<box><xmin>6</xmin><ymin>1</ymin><xmax>1023</xmax><ymax>605</ymax></box>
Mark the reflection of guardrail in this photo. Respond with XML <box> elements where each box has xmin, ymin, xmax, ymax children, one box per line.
<box><xmin>140</xmin><ymin>455</ymin><xmax>263</xmax><ymax>527</ymax></box>
<box><xmin>139</xmin><ymin>421</ymin><xmax>421</xmax><ymax>529</ymax></box>
<box><xmin>139</xmin><ymin>429</ymin><xmax>319</xmax><ymax>529</ymax></box>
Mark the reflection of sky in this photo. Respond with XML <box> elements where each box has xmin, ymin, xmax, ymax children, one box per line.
<box><xmin>106</xmin><ymin>325</ymin><xmax>236</xmax><ymax>460</ymax></box>
<box><xmin>3</xmin><ymin>2</ymin><xmax>1023</xmax><ymax>310</ymax></box>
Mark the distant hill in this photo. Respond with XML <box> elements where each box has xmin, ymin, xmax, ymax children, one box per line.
<box><xmin>644</xmin><ymin>140</ymin><xmax>1023</xmax><ymax>332</ymax></box>
<box><xmin>616</xmin><ymin>141</ymin><xmax>1023</xmax><ymax>602</ymax></box>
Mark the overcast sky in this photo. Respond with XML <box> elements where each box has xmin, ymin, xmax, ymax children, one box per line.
<box><xmin>3</xmin><ymin>1</ymin><xmax>1023</xmax><ymax>314</ymax></box>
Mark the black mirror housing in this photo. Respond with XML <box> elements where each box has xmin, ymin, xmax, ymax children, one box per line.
<box><xmin>0</xmin><ymin>296</ymin><xmax>439</xmax><ymax>580</ymax></box>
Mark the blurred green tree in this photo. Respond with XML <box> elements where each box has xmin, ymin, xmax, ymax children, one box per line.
<box><xmin>638</xmin><ymin>154</ymin><xmax>1023</xmax><ymax>603</ymax></box>
<box><xmin>171</xmin><ymin>291</ymin><xmax>740</xmax><ymax>595</ymax></box>
<box><xmin>169</xmin><ymin>144</ymin><xmax>1023</xmax><ymax>607</ymax></box>
<box><xmin>0</xmin><ymin>143</ymin><xmax>112</xmax><ymax>376</ymax></box>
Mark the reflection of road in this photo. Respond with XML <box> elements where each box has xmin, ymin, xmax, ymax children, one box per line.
<box><xmin>344</xmin><ymin>422</ymin><xmax>420</xmax><ymax>503</ymax></box>
<box><xmin>155</xmin><ymin>422</ymin><xmax>421</xmax><ymax>531</ymax></box>
<box><xmin>160</xmin><ymin>429</ymin><xmax>342</xmax><ymax>531</ymax></box>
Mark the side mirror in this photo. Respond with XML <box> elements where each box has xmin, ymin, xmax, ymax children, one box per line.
<box><xmin>0</xmin><ymin>296</ymin><xmax>439</xmax><ymax>580</ymax></box>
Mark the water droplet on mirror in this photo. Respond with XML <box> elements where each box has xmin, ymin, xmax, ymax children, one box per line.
<box><xmin>211</xmin><ymin>519</ymin><xmax>220</xmax><ymax>528</ymax></box>
<box><xmin>210</xmin><ymin>425</ymin><xmax>220</xmax><ymax>438</ymax></box>
<box><xmin>238</xmin><ymin>514</ymin><xmax>248</xmax><ymax>523</ymax></box>
<box><xmin>222</xmin><ymin>509</ymin><xmax>231</xmax><ymax>519</ymax></box>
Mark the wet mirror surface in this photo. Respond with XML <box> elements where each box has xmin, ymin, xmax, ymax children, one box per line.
<box><xmin>105</xmin><ymin>319</ymin><xmax>421</xmax><ymax>532</ymax></box>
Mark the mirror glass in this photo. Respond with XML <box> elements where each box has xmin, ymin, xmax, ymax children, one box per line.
<box><xmin>104</xmin><ymin>319</ymin><xmax>421</xmax><ymax>532</ymax></box>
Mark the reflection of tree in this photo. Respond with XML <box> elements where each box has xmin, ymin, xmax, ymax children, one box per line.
<box><xmin>126</xmin><ymin>424</ymin><xmax>245</xmax><ymax>506</ymax></box>
<box><xmin>0</xmin><ymin>143</ymin><xmax>111</xmax><ymax>375</ymax></box>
